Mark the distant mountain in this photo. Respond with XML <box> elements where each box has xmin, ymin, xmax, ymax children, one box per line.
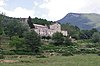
<box><xmin>57</xmin><ymin>13</ymin><xmax>100</xmax><ymax>30</ymax></box>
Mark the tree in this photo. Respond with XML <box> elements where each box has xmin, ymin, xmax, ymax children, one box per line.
<box><xmin>24</xmin><ymin>30</ymin><xmax>41</xmax><ymax>53</ymax></box>
<box><xmin>63</xmin><ymin>36</ymin><xmax>73</xmax><ymax>46</ymax></box>
<box><xmin>79</xmin><ymin>29</ymin><xmax>98</xmax><ymax>39</ymax></box>
<box><xmin>52</xmin><ymin>32</ymin><xmax>64</xmax><ymax>46</ymax></box>
<box><xmin>27</xmin><ymin>16</ymin><xmax>35</xmax><ymax>29</ymax></box>
<box><xmin>0</xmin><ymin>14</ymin><xmax>3</xmax><ymax>35</ymax></box>
<box><xmin>0</xmin><ymin>14</ymin><xmax>4</xmax><ymax>49</ymax></box>
<box><xmin>3</xmin><ymin>19</ymin><xmax>28</xmax><ymax>38</ymax></box>
<box><xmin>61</xmin><ymin>23</ymin><xmax>80</xmax><ymax>40</ymax></box>
<box><xmin>90</xmin><ymin>28</ymin><xmax>98</xmax><ymax>33</ymax></box>
<box><xmin>10</xmin><ymin>36</ymin><xmax>24</xmax><ymax>50</ymax></box>
<box><xmin>79</xmin><ymin>30</ymin><xmax>92</xmax><ymax>39</ymax></box>
<box><xmin>92</xmin><ymin>32</ymin><xmax>100</xmax><ymax>43</ymax></box>
<box><xmin>32</xmin><ymin>17</ymin><xmax>54</xmax><ymax>26</ymax></box>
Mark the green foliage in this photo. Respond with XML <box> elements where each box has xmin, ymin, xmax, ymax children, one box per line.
<box><xmin>2</xmin><ymin>50</ymin><xmax>33</xmax><ymax>55</ymax></box>
<box><xmin>63</xmin><ymin>36</ymin><xmax>73</xmax><ymax>46</ymax></box>
<box><xmin>0</xmin><ymin>28</ymin><xmax>3</xmax><ymax>35</ymax></box>
<box><xmin>79</xmin><ymin>30</ymin><xmax>92</xmax><ymax>39</ymax></box>
<box><xmin>61</xmin><ymin>23</ymin><xmax>80</xmax><ymax>39</ymax></box>
<box><xmin>97</xmin><ymin>50</ymin><xmax>100</xmax><ymax>56</ymax></box>
<box><xmin>2</xmin><ymin>50</ymin><xmax>15</xmax><ymax>55</ymax></box>
<box><xmin>3</xmin><ymin>18</ymin><xmax>28</xmax><ymax>38</ymax></box>
<box><xmin>52</xmin><ymin>32</ymin><xmax>73</xmax><ymax>46</ymax></box>
<box><xmin>62</xmin><ymin>51</ymin><xmax>73</xmax><ymax>56</ymax></box>
<box><xmin>79</xmin><ymin>28</ymin><xmax>98</xmax><ymax>39</ymax></box>
<box><xmin>0</xmin><ymin>49</ymin><xmax>4</xmax><ymax>59</ymax></box>
<box><xmin>92</xmin><ymin>32</ymin><xmax>100</xmax><ymax>43</ymax></box>
<box><xmin>36</xmin><ymin>55</ymin><xmax>47</xmax><ymax>58</ymax></box>
<box><xmin>24</xmin><ymin>30</ymin><xmax>41</xmax><ymax>53</ymax></box>
<box><xmin>11</xmin><ymin>50</ymin><xmax>33</xmax><ymax>55</ymax></box>
<box><xmin>0</xmin><ymin>15</ymin><xmax>3</xmax><ymax>35</ymax></box>
<box><xmin>41</xmin><ymin>36</ymin><xmax>51</xmax><ymax>40</ymax></box>
<box><xmin>80</xmin><ymin>48</ymin><xmax>97</xmax><ymax>54</ymax></box>
<box><xmin>52</xmin><ymin>32</ymin><xmax>64</xmax><ymax>46</ymax></box>
<box><xmin>32</xmin><ymin>17</ymin><xmax>54</xmax><ymax>27</ymax></box>
<box><xmin>9</xmin><ymin>36</ymin><xmax>25</xmax><ymax>50</ymax></box>
<box><xmin>0</xmin><ymin>54</ymin><xmax>4</xmax><ymax>59</ymax></box>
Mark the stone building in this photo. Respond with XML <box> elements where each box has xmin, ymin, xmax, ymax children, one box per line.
<box><xmin>33</xmin><ymin>22</ymin><xmax>68</xmax><ymax>36</ymax></box>
<box><xmin>20</xmin><ymin>18</ymin><xmax>68</xmax><ymax>36</ymax></box>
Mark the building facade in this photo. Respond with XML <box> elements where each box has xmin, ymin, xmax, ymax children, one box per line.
<box><xmin>33</xmin><ymin>22</ymin><xmax>68</xmax><ymax>36</ymax></box>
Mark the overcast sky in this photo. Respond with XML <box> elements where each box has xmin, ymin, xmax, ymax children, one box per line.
<box><xmin>0</xmin><ymin>0</ymin><xmax>100</xmax><ymax>21</ymax></box>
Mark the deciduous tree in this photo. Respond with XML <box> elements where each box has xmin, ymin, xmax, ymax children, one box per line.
<box><xmin>52</xmin><ymin>32</ymin><xmax>64</xmax><ymax>46</ymax></box>
<box><xmin>24</xmin><ymin>30</ymin><xmax>41</xmax><ymax>53</ymax></box>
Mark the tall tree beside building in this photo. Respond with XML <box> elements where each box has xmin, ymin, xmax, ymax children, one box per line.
<box><xmin>27</xmin><ymin>16</ymin><xmax>35</xmax><ymax>29</ymax></box>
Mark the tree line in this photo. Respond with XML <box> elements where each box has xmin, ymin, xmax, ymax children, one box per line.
<box><xmin>61</xmin><ymin>23</ymin><xmax>100</xmax><ymax>43</ymax></box>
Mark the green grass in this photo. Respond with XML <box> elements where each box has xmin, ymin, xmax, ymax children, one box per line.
<box><xmin>0</xmin><ymin>54</ymin><xmax>100</xmax><ymax>66</ymax></box>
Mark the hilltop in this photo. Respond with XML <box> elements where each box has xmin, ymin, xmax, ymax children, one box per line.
<box><xmin>57</xmin><ymin>13</ymin><xmax>100</xmax><ymax>30</ymax></box>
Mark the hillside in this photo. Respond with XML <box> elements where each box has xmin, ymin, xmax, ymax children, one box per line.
<box><xmin>32</xmin><ymin>17</ymin><xmax>54</xmax><ymax>26</ymax></box>
<box><xmin>57</xmin><ymin>13</ymin><xmax>100</xmax><ymax>30</ymax></box>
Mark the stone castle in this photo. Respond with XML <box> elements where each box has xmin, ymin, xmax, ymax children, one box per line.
<box><xmin>21</xmin><ymin>18</ymin><xmax>68</xmax><ymax>36</ymax></box>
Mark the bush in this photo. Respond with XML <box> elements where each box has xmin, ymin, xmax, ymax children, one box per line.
<box><xmin>97</xmin><ymin>51</ymin><xmax>100</xmax><ymax>56</ymax></box>
<box><xmin>36</xmin><ymin>55</ymin><xmax>47</xmax><ymax>58</ymax></box>
<box><xmin>80</xmin><ymin>48</ymin><xmax>97</xmax><ymax>54</ymax></box>
<box><xmin>3</xmin><ymin>50</ymin><xmax>15</xmax><ymax>55</ymax></box>
<box><xmin>62</xmin><ymin>51</ymin><xmax>73</xmax><ymax>56</ymax></box>
<box><xmin>0</xmin><ymin>54</ymin><xmax>4</xmax><ymax>59</ymax></box>
<box><xmin>12</xmin><ymin>50</ymin><xmax>33</xmax><ymax>55</ymax></box>
<box><xmin>86</xmin><ymin>43</ymin><xmax>95</xmax><ymax>48</ymax></box>
<box><xmin>2</xmin><ymin>50</ymin><xmax>34</xmax><ymax>55</ymax></box>
<box><xmin>20</xmin><ymin>60</ymin><xmax>32</xmax><ymax>63</ymax></box>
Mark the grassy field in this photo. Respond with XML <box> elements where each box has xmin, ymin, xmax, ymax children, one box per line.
<box><xmin>0</xmin><ymin>54</ymin><xmax>100</xmax><ymax>66</ymax></box>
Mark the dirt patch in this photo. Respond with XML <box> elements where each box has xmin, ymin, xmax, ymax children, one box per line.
<box><xmin>0</xmin><ymin>60</ymin><xmax>19</xmax><ymax>63</ymax></box>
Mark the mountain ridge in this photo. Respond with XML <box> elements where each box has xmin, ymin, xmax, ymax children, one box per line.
<box><xmin>57</xmin><ymin>13</ymin><xmax>100</xmax><ymax>30</ymax></box>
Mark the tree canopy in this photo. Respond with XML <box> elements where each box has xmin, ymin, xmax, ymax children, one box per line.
<box><xmin>52</xmin><ymin>32</ymin><xmax>64</xmax><ymax>46</ymax></box>
<box><xmin>24</xmin><ymin>30</ymin><xmax>41</xmax><ymax>53</ymax></box>
<box><xmin>2</xmin><ymin>18</ymin><xmax>28</xmax><ymax>38</ymax></box>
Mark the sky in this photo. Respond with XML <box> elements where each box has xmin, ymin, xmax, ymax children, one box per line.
<box><xmin>0</xmin><ymin>0</ymin><xmax>100</xmax><ymax>21</ymax></box>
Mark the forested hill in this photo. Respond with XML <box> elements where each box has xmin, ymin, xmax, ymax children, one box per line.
<box><xmin>0</xmin><ymin>14</ymin><xmax>54</xmax><ymax>26</ymax></box>
<box><xmin>57</xmin><ymin>13</ymin><xmax>100</xmax><ymax>30</ymax></box>
<box><xmin>32</xmin><ymin>17</ymin><xmax>54</xmax><ymax>26</ymax></box>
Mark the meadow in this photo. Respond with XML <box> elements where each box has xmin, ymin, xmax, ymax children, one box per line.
<box><xmin>0</xmin><ymin>54</ymin><xmax>100</xmax><ymax>66</ymax></box>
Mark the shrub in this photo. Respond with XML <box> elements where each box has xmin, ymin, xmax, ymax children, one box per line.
<box><xmin>96</xmin><ymin>50</ymin><xmax>100</xmax><ymax>56</ymax></box>
<box><xmin>12</xmin><ymin>50</ymin><xmax>33</xmax><ymax>55</ymax></box>
<box><xmin>0</xmin><ymin>54</ymin><xmax>4</xmax><ymax>59</ymax></box>
<box><xmin>0</xmin><ymin>49</ymin><xmax>4</xmax><ymax>59</ymax></box>
<box><xmin>97</xmin><ymin>51</ymin><xmax>100</xmax><ymax>56</ymax></box>
<box><xmin>3</xmin><ymin>50</ymin><xmax>15</xmax><ymax>55</ymax></box>
<box><xmin>20</xmin><ymin>60</ymin><xmax>32</xmax><ymax>63</ymax></box>
<box><xmin>62</xmin><ymin>51</ymin><xmax>73</xmax><ymax>56</ymax></box>
<box><xmin>80</xmin><ymin>48</ymin><xmax>97</xmax><ymax>54</ymax></box>
<box><xmin>36</xmin><ymin>55</ymin><xmax>47</xmax><ymax>58</ymax></box>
